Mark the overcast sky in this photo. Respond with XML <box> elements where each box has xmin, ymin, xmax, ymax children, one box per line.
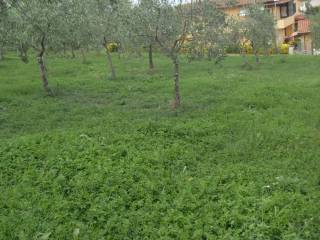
<box><xmin>311</xmin><ymin>0</ymin><xmax>320</xmax><ymax>6</ymax></box>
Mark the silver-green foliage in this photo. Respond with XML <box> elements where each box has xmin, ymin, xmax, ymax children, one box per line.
<box><xmin>0</xmin><ymin>1</ymin><xmax>10</xmax><ymax>59</ymax></box>
<box><xmin>12</xmin><ymin>0</ymin><xmax>63</xmax><ymax>53</ymax></box>
<box><xmin>130</xmin><ymin>0</ymin><xmax>162</xmax><ymax>69</ymax></box>
<box><xmin>55</xmin><ymin>0</ymin><xmax>94</xmax><ymax>56</ymax></box>
<box><xmin>242</xmin><ymin>4</ymin><xmax>275</xmax><ymax>61</ymax></box>
<box><xmin>188</xmin><ymin>1</ymin><xmax>228</xmax><ymax>63</ymax></box>
<box><xmin>88</xmin><ymin>0</ymin><xmax>132</xmax><ymax>79</ymax></box>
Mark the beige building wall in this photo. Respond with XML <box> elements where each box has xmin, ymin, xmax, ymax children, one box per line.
<box><xmin>276</xmin><ymin>29</ymin><xmax>286</xmax><ymax>45</ymax></box>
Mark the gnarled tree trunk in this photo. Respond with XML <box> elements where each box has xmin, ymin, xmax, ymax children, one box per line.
<box><xmin>80</xmin><ymin>48</ymin><xmax>87</xmax><ymax>64</ymax></box>
<box><xmin>171</xmin><ymin>55</ymin><xmax>181</xmax><ymax>108</ymax></box>
<box><xmin>106</xmin><ymin>49</ymin><xmax>116</xmax><ymax>80</ymax></box>
<box><xmin>148</xmin><ymin>44</ymin><xmax>154</xmax><ymax>71</ymax></box>
<box><xmin>37</xmin><ymin>36</ymin><xmax>51</xmax><ymax>94</ymax></box>
<box><xmin>71</xmin><ymin>45</ymin><xmax>76</xmax><ymax>58</ymax></box>
<box><xmin>240</xmin><ymin>43</ymin><xmax>249</xmax><ymax>66</ymax></box>
<box><xmin>252</xmin><ymin>42</ymin><xmax>260</xmax><ymax>64</ymax></box>
<box><xmin>18</xmin><ymin>43</ymin><xmax>29</xmax><ymax>63</ymax></box>
<box><xmin>254</xmin><ymin>49</ymin><xmax>260</xmax><ymax>64</ymax></box>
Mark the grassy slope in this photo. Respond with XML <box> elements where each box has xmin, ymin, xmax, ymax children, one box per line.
<box><xmin>0</xmin><ymin>53</ymin><xmax>319</xmax><ymax>239</ymax></box>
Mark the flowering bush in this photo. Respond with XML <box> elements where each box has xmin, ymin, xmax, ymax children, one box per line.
<box><xmin>280</xmin><ymin>43</ymin><xmax>289</xmax><ymax>54</ymax></box>
<box><xmin>107</xmin><ymin>42</ymin><xmax>118</xmax><ymax>53</ymax></box>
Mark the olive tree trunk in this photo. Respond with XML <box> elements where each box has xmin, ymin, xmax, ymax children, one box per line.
<box><xmin>171</xmin><ymin>55</ymin><xmax>181</xmax><ymax>108</ymax></box>
<box><xmin>148</xmin><ymin>44</ymin><xmax>154</xmax><ymax>70</ymax></box>
<box><xmin>252</xmin><ymin>42</ymin><xmax>260</xmax><ymax>64</ymax></box>
<box><xmin>104</xmin><ymin>38</ymin><xmax>116</xmax><ymax>80</ymax></box>
<box><xmin>37</xmin><ymin>36</ymin><xmax>50</xmax><ymax>93</ymax></box>
<box><xmin>71</xmin><ymin>46</ymin><xmax>76</xmax><ymax>58</ymax></box>
<box><xmin>80</xmin><ymin>48</ymin><xmax>87</xmax><ymax>64</ymax></box>
<box><xmin>63</xmin><ymin>43</ymin><xmax>67</xmax><ymax>57</ymax></box>
<box><xmin>254</xmin><ymin>50</ymin><xmax>260</xmax><ymax>64</ymax></box>
<box><xmin>18</xmin><ymin>43</ymin><xmax>29</xmax><ymax>63</ymax></box>
<box><xmin>106</xmin><ymin>48</ymin><xmax>116</xmax><ymax>80</ymax></box>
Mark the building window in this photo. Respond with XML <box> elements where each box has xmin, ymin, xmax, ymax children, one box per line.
<box><xmin>280</xmin><ymin>1</ymin><xmax>296</xmax><ymax>18</ymax></box>
<box><xmin>280</xmin><ymin>5</ymin><xmax>288</xmax><ymax>18</ymax></box>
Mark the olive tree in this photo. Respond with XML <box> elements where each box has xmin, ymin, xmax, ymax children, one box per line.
<box><xmin>304</xmin><ymin>1</ymin><xmax>320</xmax><ymax>53</ymax></box>
<box><xmin>56</xmin><ymin>0</ymin><xmax>94</xmax><ymax>61</ymax></box>
<box><xmin>90</xmin><ymin>0</ymin><xmax>131</xmax><ymax>79</ymax></box>
<box><xmin>5</xmin><ymin>4</ymin><xmax>31</xmax><ymax>63</ymax></box>
<box><xmin>187</xmin><ymin>1</ymin><xmax>227</xmax><ymax>64</ymax></box>
<box><xmin>152</xmin><ymin>1</ymin><xmax>188</xmax><ymax>108</ymax></box>
<box><xmin>0</xmin><ymin>22</ymin><xmax>6</xmax><ymax>61</ymax></box>
<box><xmin>131</xmin><ymin>0</ymin><xmax>160</xmax><ymax>71</ymax></box>
<box><xmin>242</xmin><ymin>4</ymin><xmax>275</xmax><ymax>63</ymax></box>
<box><xmin>12</xmin><ymin>0</ymin><xmax>64</xmax><ymax>93</ymax></box>
<box><xmin>228</xmin><ymin>17</ymin><xmax>252</xmax><ymax>65</ymax></box>
<box><xmin>147</xmin><ymin>0</ymin><xmax>226</xmax><ymax>108</ymax></box>
<box><xmin>0</xmin><ymin>0</ymin><xmax>10</xmax><ymax>60</ymax></box>
<box><xmin>310</xmin><ymin>12</ymin><xmax>320</xmax><ymax>50</ymax></box>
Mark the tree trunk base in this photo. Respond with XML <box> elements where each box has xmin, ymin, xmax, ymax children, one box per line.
<box><xmin>81</xmin><ymin>49</ymin><xmax>88</xmax><ymax>64</ymax></box>
<box><xmin>148</xmin><ymin>44</ymin><xmax>155</xmax><ymax>72</ymax></box>
<box><xmin>38</xmin><ymin>55</ymin><xmax>52</xmax><ymax>94</ymax></box>
<box><xmin>172</xmin><ymin>56</ymin><xmax>181</xmax><ymax>109</ymax></box>
<box><xmin>106</xmin><ymin>50</ymin><xmax>116</xmax><ymax>80</ymax></box>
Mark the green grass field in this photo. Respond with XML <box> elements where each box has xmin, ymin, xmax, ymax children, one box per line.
<box><xmin>0</xmin><ymin>53</ymin><xmax>320</xmax><ymax>239</ymax></box>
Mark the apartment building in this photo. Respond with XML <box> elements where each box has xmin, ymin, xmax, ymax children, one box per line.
<box><xmin>218</xmin><ymin>0</ymin><xmax>318</xmax><ymax>54</ymax></box>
